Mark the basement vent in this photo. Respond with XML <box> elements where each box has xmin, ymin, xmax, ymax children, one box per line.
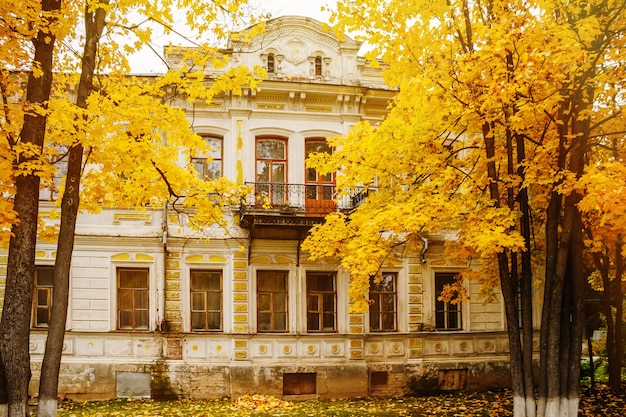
<box><xmin>116</xmin><ymin>372</ymin><xmax>151</xmax><ymax>398</ymax></box>
<box><xmin>370</xmin><ymin>371</ymin><xmax>388</xmax><ymax>386</ymax></box>
<box><xmin>438</xmin><ymin>369</ymin><xmax>468</xmax><ymax>391</ymax></box>
<box><xmin>283</xmin><ymin>372</ymin><xmax>316</xmax><ymax>395</ymax></box>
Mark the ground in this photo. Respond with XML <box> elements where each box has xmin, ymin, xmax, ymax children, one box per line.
<box><xmin>51</xmin><ymin>385</ymin><xmax>626</xmax><ymax>416</ymax></box>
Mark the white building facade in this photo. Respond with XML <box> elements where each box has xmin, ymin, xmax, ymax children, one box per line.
<box><xmin>5</xmin><ymin>16</ymin><xmax>514</xmax><ymax>400</ymax></box>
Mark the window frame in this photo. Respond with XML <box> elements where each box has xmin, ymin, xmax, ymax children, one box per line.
<box><xmin>39</xmin><ymin>151</ymin><xmax>68</xmax><ymax>201</ymax></box>
<box><xmin>190</xmin><ymin>269</ymin><xmax>223</xmax><ymax>332</ymax></box>
<box><xmin>256</xmin><ymin>270</ymin><xmax>289</xmax><ymax>333</ymax></box>
<box><xmin>306</xmin><ymin>271</ymin><xmax>337</xmax><ymax>333</ymax></box>
<box><xmin>314</xmin><ymin>56</ymin><xmax>322</xmax><ymax>76</ymax></box>
<box><xmin>304</xmin><ymin>138</ymin><xmax>335</xmax><ymax>212</ymax></box>
<box><xmin>255</xmin><ymin>136</ymin><xmax>288</xmax><ymax>206</ymax></box>
<box><xmin>434</xmin><ymin>272</ymin><xmax>463</xmax><ymax>331</ymax></box>
<box><xmin>191</xmin><ymin>135</ymin><xmax>223</xmax><ymax>180</ymax></box>
<box><xmin>369</xmin><ymin>272</ymin><xmax>398</xmax><ymax>332</ymax></box>
<box><xmin>32</xmin><ymin>265</ymin><xmax>55</xmax><ymax>329</ymax></box>
<box><xmin>116</xmin><ymin>267</ymin><xmax>150</xmax><ymax>331</ymax></box>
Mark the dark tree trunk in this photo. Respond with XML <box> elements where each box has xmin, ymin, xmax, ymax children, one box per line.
<box><xmin>35</xmin><ymin>144</ymin><xmax>82</xmax><ymax>417</ymax></box>
<box><xmin>537</xmin><ymin>192</ymin><xmax>560</xmax><ymax>417</ymax></box>
<box><xmin>586</xmin><ymin>335</ymin><xmax>595</xmax><ymax>388</ymax></box>
<box><xmin>0</xmin><ymin>1</ymin><xmax>61</xmax><ymax>416</ymax></box>
<box><xmin>36</xmin><ymin>3</ymin><xmax>107</xmax><ymax>416</ymax></box>
<box><xmin>607</xmin><ymin>239</ymin><xmax>624</xmax><ymax>395</ymax></box>
<box><xmin>483</xmin><ymin>121</ymin><xmax>535</xmax><ymax>417</ymax></box>
<box><xmin>517</xmin><ymin>160</ymin><xmax>535</xmax><ymax>417</ymax></box>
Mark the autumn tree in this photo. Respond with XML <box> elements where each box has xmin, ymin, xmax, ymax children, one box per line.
<box><xmin>303</xmin><ymin>1</ymin><xmax>626</xmax><ymax>417</ymax></box>
<box><xmin>1</xmin><ymin>0</ymin><xmax>265</xmax><ymax>415</ymax></box>
<box><xmin>578</xmin><ymin>159</ymin><xmax>626</xmax><ymax>395</ymax></box>
<box><xmin>0</xmin><ymin>1</ymin><xmax>66</xmax><ymax>416</ymax></box>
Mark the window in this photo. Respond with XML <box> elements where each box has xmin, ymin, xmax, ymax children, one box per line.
<box><xmin>435</xmin><ymin>272</ymin><xmax>462</xmax><ymax>330</ymax></box>
<box><xmin>314</xmin><ymin>56</ymin><xmax>322</xmax><ymax>76</ymax></box>
<box><xmin>369</xmin><ymin>273</ymin><xmax>397</xmax><ymax>332</ymax></box>
<box><xmin>306</xmin><ymin>272</ymin><xmax>336</xmax><ymax>332</ymax></box>
<box><xmin>192</xmin><ymin>135</ymin><xmax>223</xmax><ymax>180</ymax></box>
<box><xmin>257</xmin><ymin>271</ymin><xmax>288</xmax><ymax>332</ymax></box>
<box><xmin>190</xmin><ymin>270</ymin><xmax>222</xmax><ymax>331</ymax></box>
<box><xmin>305</xmin><ymin>138</ymin><xmax>334</xmax><ymax>213</ymax></box>
<box><xmin>39</xmin><ymin>154</ymin><xmax>68</xmax><ymax>201</ymax></box>
<box><xmin>256</xmin><ymin>137</ymin><xmax>287</xmax><ymax>205</ymax></box>
<box><xmin>32</xmin><ymin>266</ymin><xmax>54</xmax><ymax>328</ymax></box>
<box><xmin>267</xmin><ymin>53</ymin><xmax>275</xmax><ymax>73</ymax></box>
<box><xmin>117</xmin><ymin>268</ymin><xmax>149</xmax><ymax>330</ymax></box>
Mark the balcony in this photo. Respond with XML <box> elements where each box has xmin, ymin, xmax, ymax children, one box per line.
<box><xmin>240</xmin><ymin>182</ymin><xmax>357</xmax><ymax>240</ymax></box>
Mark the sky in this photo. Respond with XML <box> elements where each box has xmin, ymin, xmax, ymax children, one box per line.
<box><xmin>261</xmin><ymin>0</ymin><xmax>335</xmax><ymax>21</ymax></box>
<box><xmin>130</xmin><ymin>0</ymin><xmax>337</xmax><ymax>73</ymax></box>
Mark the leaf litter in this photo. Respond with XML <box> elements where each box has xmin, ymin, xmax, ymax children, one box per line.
<box><xmin>52</xmin><ymin>386</ymin><xmax>626</xmax><ymax>416</ymax></box>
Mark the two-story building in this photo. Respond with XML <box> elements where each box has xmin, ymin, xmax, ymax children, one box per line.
<box><xmin>5</xmin><ymin>15</ymin><xmax>513</xmax><ymax>400</ymax></box>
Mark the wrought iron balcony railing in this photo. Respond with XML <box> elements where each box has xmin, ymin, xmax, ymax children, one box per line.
<box><xmin>242</xmin><ymin>182</ymin><xmax>364</xmax><ymax>216</ymax></box>
<box><xmin>240</xmin><ymin>182</ymin><xmax>375</xmax><ymax>217</ymax></box>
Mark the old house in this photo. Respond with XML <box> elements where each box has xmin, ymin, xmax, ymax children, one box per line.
<box><xmin>6</xmin><ymin>16</ymin><xmax>514</xmax><ymax>400</ymax></box>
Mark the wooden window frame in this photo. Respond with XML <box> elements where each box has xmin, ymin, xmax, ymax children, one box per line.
<box><xmin>306</xmin><ymin>271</ymin><xmax>337</xmax><ymax>333</ymax></box>
<box><xmin>314</xmin><ymin>56</ymin><xmax>322</xmax><ymax>76</ymax></box>
<box><xmin>117</xmin><ymin>268</ymin><xmax>150</xmax><ymax>331</ymax></box>
<box><xmin>255</xmin><ymin>137</ymin><xmax>288</xmax><ymax>206</ymax></box>
<box><xmin>369</xmin><ymin>272</ymin><xmax>398</xmax><ymax>332</ymax></box>
<box><xmin>257</xmin><ymin>270</ymin><xmax>289</xmax><ymax>333</ymax></box>
<box><xmin>32</xmin><ymin>266</ymin><xmax>55</xmax><ymax>329</ymax></box>
<box><xmin>190</xmin><ymin>269</ymin><xmax>223</xmax><ymax>331</ymax></box>
<box><xmin>435</xmin><ymin>272</ymin><xmax>462</xmax><ymax>330</ymax></box>
<box><xmin>191</xmin><ymin>135</ymin><xmax>223</xmax><ymax>180</ymax></box>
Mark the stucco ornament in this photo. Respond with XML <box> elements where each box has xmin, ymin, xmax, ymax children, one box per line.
<box><xmin>284</xmin><ymin>38</ymin><xmax>306</xmax><ymax>64</ymax></box>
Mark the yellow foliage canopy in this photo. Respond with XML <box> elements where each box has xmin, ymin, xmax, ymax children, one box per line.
<box><xmin>0</xmin><ymin>0</ymin><xmax>266</xmax><ymax>245</ymax></box>
<box><xmin>304</xmin><ymin>0</ymin><xmax>626</xmax><ymax>311</ymax></box>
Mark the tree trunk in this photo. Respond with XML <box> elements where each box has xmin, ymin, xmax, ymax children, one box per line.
<box><xmin>586</xmin><ymin>335</ymin><xmax>595</xmax><ymax>388</ymax></box>
<box><xmin>515</xmin><ymin>127</ymin><xmax>536</xmax><ymax>417</ymax></box>
<box><xmin>483</xmin><ymin>121</ymin><xmax>535</xmax><ymax>417</ymax></box>
<box><xmin>36</xmin><ymin>3</ymin><xmax>107</xmax><ymax>416</ymax></box>
<box><xmin>0</xmin><ymin>1</ymin><xmax>61</xmax><ymax>416</ymax></box>
<box><xmin>607</xmin><ymin>239</ymin><xmax>624</xmax><ymax>395</ymax></box>
<box><xmin>537</xmin><ymin>192</ymin><xmax>560</xmax><ymax>417</ymax></box>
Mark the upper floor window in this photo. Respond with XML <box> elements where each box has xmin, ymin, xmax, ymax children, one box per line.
<box><xmin>307</xmin><ymin>271</ymin><xmax>337</xmax><ymax>333</ymax></box>
<box><xmin>117</xmin><ymin>268</ymin><xmax>149</xmax><ymax>330</ymax></box>
<box><xmin>267</xmin><ymin>53</ymin><xmax>275</xmax><ymax>74</ymax></box>
<box><xmin>32</xmin><ymin>266</ymin><xmax>54</xmax><ymax>328</ymax></box>
<box><xmin>257</xmin><ymin>270</ymin><xmax>288</xmax><ymax>332</ymax></box>
<box><xmin>369</xmin><ymin>272</ymin><xmax>397</xmax><ymax>332</ymax></box>
<box><xmin>192</xmin><ymin>135</ymin><xmax>223</xmax><ymax>180</ymax></box>
<box><xmin>314</xmin><ymin>56</ymin><xmax>322</xmax><ymax>76</ymax></box>
<box><xmin>256</xmin><ymin>137</ymin><xmax>287</xmax><ymax>205</ymax></box>
<box><xmin>435</xmin><ymin>272</ymin><xmax>462</xmax><ymax>330</ymax></box>
<box><xmin>190</xmin><ymin>270</ymin><xmax>222</xmax><ymax>331</ymax></box>
<box><xmin>305</xmin><ymin>138</ymin><xmax>334</xmax><ymax>212</ymax></box>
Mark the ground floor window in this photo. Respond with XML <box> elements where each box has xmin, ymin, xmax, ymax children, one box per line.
<box><xmin>190</xmin><ymin>270</ymin><xmax>222</xmax><ymax>331</ymax></box>
<box><xmin>117</xmin><ymin>268</ymin><xmax>149</xmax><ymax>330</ymax></box>
<box><xmin>306</xmin><ymin>271</ymin><xmax>337</xmax><ymax>332</ymax></box>
<box><xmin>33</xmin><ymin>266</ymin><xmax>55</xmax><ymax>328</ymax></box>
<box><xmin>369</xmin><ymin>272</ymin><xmax>397</xmax><ymax>332</ymax></box>
<box><xmin>435</xmin><ymin>272</ymin><xmax>462</xmax><ymax>330</ymax></box>
<box><xmin>257</xmin><ymin>270</ymin><xmax>288</xmax><ymax>332</ymax></box>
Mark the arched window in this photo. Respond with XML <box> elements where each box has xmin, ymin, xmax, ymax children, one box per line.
<box><xmin>267</xmin><ymin>53</ymin><xmax>275</xmax><ymax>74</ymax></box>
<box><xmin>192</xmin><ymin>135</ymin><xmax>223</xmax><ymax>180</ymax></box>
<box><xmin>256</xmin><ymin>137</ymin><xmax>287</xmax><ymax>205</ymax></box>
<box><xmin>305</xmin><ymin>138</ymin><xmax>335</xmax><ymax>213</ymax></box>
<box><xmin>314</xmin><ymin>56</ymin><xmax>322</xmax><ymax>76</ymax></box>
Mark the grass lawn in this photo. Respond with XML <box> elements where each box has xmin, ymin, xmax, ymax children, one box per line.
<box><xmin>53</xmin><ymin>386</ymin><xmax>626</xmax><ymax>416</ymax></box>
